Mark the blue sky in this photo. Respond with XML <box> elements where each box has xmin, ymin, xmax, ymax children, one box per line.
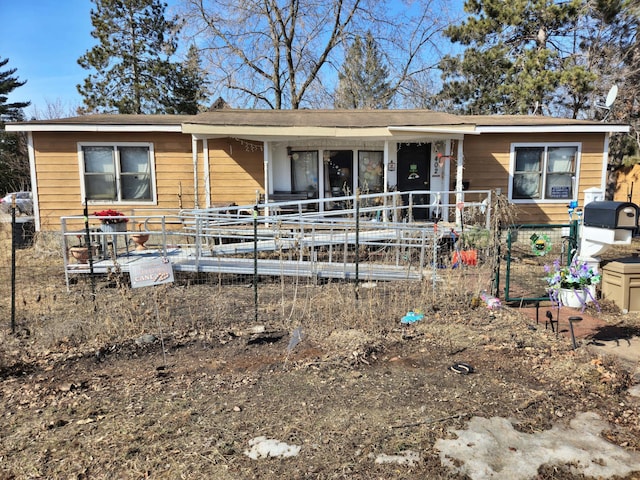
<box><xmin>1</xmin><ymin>1</ymin><xmax>463</xmax><ymax>116</ymax></box>
<box><xmin>1</xmin><ymin>0</ymin><xmax>94</xmax><ymax>116</ymax></box>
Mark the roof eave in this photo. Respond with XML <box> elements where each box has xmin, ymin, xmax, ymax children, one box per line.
<box><xmin>183</xmin><ymin>124</ymin><xmax>392</xmax><ymax>137</ymax></box>
<box><xmin>388</xmin><ymin>125</ymin><xmax>479</xmax><ymax>135</ymax></box>
<box><xmin>4</xmin><ymin>124</ymin><xmax>183</xmax><ymax>133</ymax></box>
<box><xmin>183</xmin><ymin>123</ymin><xmax>479</xmax><ymax>138</ymax></box>
<box><xmin>475</xmin><ymin>125</ymin><xmax>630</xmax><ymax>134</ymax></box>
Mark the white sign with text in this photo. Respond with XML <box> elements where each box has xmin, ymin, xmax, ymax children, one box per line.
<box><xmin>129</xmin><ymin>257</ymin><xmax>174</xmax><ymax>288</ymax></box>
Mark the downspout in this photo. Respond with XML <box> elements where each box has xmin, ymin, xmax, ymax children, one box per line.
<box><xmin>601</xmin><ymin>132</ymin><xmax>610</xmax><ymax>198</ymax></box>
<box><xmin>192</xmin><ymin>136</ymin><xmax>199</xmax><ymax>209</ymax></box>
<box><xmin>203</xmin><ymin>138</ymin><xmax>210</xmax><ymax>208</ymax></box>
<box><xmin>27</xmin><ymin>132</ymin><xmax>40</xmax><ymax>231</ymax></box>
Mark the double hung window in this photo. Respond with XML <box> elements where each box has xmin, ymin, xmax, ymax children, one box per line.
<box><xmin>511</xmin><ymin>144</ymin><xmax>579</xmax><ymax>201</ymax></box>
<box><xmin>80</xmin><ymin>143</ymin><xmax>154</xmax><ymax>202</ymax></box>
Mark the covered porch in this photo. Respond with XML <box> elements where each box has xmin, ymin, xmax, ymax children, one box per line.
<box><xmin>182</xmin><ymin>110</ymin><xmax>478</xmax><ymax>226</ymax></box>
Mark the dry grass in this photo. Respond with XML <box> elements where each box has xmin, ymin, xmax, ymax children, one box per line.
<box><xmin>1</xmin><ymin>221</ymin><xmax>640</xmax><ymax>479</ymax></box>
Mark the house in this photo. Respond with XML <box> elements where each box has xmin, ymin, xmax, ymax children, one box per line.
<box><xmin>6</xmin><ymin>110</ymin><xmax>629</xmax><ymax>231</ymax></box>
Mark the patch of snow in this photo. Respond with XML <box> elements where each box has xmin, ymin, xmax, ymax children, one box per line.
<box><xmin>435</xmin><ymin>411</ymin><xmax>640</xmax><ymax>480</ymax></box>
<box><xmin>374</xmin><ymin>450</ymin><xmax>421</xmax><ymax>466</ymax></box>
<box><xmin>244</xmin><ymin>436</ymin><xmax>301</xmax><ymax>460</ymax></box>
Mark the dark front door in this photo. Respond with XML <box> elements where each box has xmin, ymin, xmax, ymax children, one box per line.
<box><xmin>397</xmin><ymin>143</ymin><xmax>430</xmax><ymax>220</ymax></box>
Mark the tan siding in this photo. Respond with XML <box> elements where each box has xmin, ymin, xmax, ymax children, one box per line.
<box><xmin>31</xmin><ymin>128</ymin><xmax>611</xmax><ymax>230</ymax></box>
<box><xmin>463</xmin><ymin>132</ymin><xmax>606</xmax><ymax>224</ymax></box>
<box><xmin>208</xmin><ymin>138</ymin><xmax>264</xmax><ymax>206</ymax></box>
<box><xmin>32</xmin><ymin>131</ymin><xmax>195</xmax><ymax>230</ymax></box>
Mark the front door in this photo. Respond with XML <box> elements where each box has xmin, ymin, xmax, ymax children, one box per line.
<box><xmin>397</xmin><ymin>143</ymin><xmax>430</xmax><ymax>220</ymax></box>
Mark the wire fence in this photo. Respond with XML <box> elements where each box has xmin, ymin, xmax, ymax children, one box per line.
<box><xmin>502</xmin><ymin>222</ymin><xmax>579</xmax><ymax>303</ymax></box>
<box><xmin>1</xmin><ymin>192</ymin><xmax>505</xmax><ymax>348</ymax></box>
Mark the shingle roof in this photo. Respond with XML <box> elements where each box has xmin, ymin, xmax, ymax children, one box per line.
<box><xmin>185</xmin><ymin>109</ymin><xmax>471</xmax><ymax>128</ymax></box>
<box><xmin>17</xmin><ymin>114</ymin><xmax>191</xmax><ymax>125</ymax></box>
<box><xmin>461</xmin><ymin>114</ymin><xmax>612</xmax><ymax>127</ymax></box>
<box><xmin>5</xmin><ymin>109</ymin><xmax>628</xmax><ymax>133</ymax></box>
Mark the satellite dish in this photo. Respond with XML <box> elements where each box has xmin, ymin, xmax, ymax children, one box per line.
<box><xmin>605</xmin><ymin>84</ymin><xmax>618</xmax><ymax>108</ymax></box>
<box><xmin>596</xmin><ymin>84</ymin><xmax>618</xmax><ymax>121</ymax></box>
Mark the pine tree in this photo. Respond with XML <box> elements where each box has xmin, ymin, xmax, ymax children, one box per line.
<box><xmin>161</xmin><ymin>45</ymin><xmax>209</xmax><ymax>114</ymax></box>
<box><xmin>436</xmin><ymin>0</ymin><xmax>591</xmax><ymax>116</ymax></box>
<box><xmin>77</xmin><ymin>0</ymin><xmax>182</xmax><ymax>114</ymax></box>
<box><xmin>335</xmin><ymin>32</ymin><xmax>393</xmax><ymax>109</ymax></box>
<box><xmin>0</xmin><ymin>58</ymin><xmax>30</xmax><ymax>121</ymax></box>
<box><xmin>0</xmin><ymin>58</ymin><xmax>31</xmax><ymax>192</ymax></box>
<box><xmin>585</xmin><ymin>0</ymin><xmax>640</xmax><ymax>162</ymax></box>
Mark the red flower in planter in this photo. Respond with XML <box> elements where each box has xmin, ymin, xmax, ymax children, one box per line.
<box><xmin>93</xmin><ymin>209</ymin><xmax>128</xmax><ymax>224</ymax></box>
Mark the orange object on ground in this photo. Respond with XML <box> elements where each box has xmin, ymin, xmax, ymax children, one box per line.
<box><xmin>452</xmin><ymin>249</ymin><xmax>478</xmax><ymax>266</ymax></box>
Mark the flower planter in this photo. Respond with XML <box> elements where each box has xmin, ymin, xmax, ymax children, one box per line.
<box><xmin>558</xmin><ymin>285</ymin><xmax>596</xmax><ymax>308</ymax></box>
<box><xmin>131</xmin><ymin>233</ymin><xmax>150</xmax><ymax>250</ymax></box>
<box><xmin>101</xmin><ymin>222</ymin><xmax>127</xmax><ymax>233</ymax></box>
<box><xmin>69</xmin><ymin>246</ymin><xmax>97</xmax><ymax>264</ymax></box>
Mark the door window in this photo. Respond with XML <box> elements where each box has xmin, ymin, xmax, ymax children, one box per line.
<box><xmin>291</xmin><ymin>150</ymin><xmax>319</xmax><ymax>197</ymax></box>
<box><xmin>358</xmin><ymin>151</ymin><xmax>384</xmax><ymax>193</ymax></box>
<box><xmin>325</xmin><ymin>150</ymin><xmax>354</xmax><ymax>196</ymax></box>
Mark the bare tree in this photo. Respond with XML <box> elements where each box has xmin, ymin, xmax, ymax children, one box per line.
<box><xmin>179</xmin><ymin>0</ymin><xmax>452</xmax><ymax>109</ymax></box>
<box><xmin>29</xmin><ymin>99</ymin><xmax>81</xmax><ymax>120</ymax></box>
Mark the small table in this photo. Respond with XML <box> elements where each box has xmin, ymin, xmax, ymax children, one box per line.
<box><xmin>100</xmin><ymin>223</ymin><xmax>129</xmax><ymax>259</ymax></box>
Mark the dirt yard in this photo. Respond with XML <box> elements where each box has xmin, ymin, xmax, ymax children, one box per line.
<box><xmin>1</xmin><ymin>229</ymin><xmax>640</xmax><ymax>479</ymax></box>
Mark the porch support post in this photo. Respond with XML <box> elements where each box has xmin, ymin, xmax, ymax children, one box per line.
<box><xmin>203</xmin><ymin>138</ymin><xmax>210</xmax><ymax>208</ymax></box>
<box><xmin>443</xmin><ymin>139</ymin><xmax>452</xmax><ymax>221</ymax></box>
<box><xmin>192</xmin><ymin>136</ymin><xmax>199</xmax><ymax>209</ymax></box>
<box><xmin>383</xmin><ymin>140</ymin><xmax>389</xmax><ymax>194</ymax></box>
<box><xmin>455</xmin><ymin>139</ymin><xmax>464</xmax><ymax>227</ymax></box>
<box><xmin>263</xmin><ymin>141</ymin><xmax>270</xmax><ymax>214</ymax></box>
<box><xmin>383</xmin><ymin>140</ymin><xmax>390</xmax><ymax>222</ymax></box>
<box><xmin>26</xmin><ymin>132</ymin><xmax>40</xmax><ymax>231</ymax></box>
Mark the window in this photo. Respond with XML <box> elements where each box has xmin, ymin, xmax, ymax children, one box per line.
<box><xmin>80</xmin><ymin>144</ymin><xmax>154</xmax><ymax>202</ymax></box>
<box><xmin>511</xmin><ymin>144</ymin><xmax>578</xmax><ymax>200</ymax></box>
<box><xmin>358</xmin><ymin>151</ymin><xmax>384</xmax><ymax>193</ymax></box>
<box><xmin>290</xmin><ymin>150</ymin><xmax>319</xmax><ymax>197</ymax></box>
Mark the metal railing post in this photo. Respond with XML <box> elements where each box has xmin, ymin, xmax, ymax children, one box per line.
<box><xmin>355</xmin><ymin>189</ymin><xmax>360</xmax><ymax>299</ymax></box>
<box><xmin>504</xmin><ymin>228</ymin><xmax>513</xmax><ymax>302</ymax></box>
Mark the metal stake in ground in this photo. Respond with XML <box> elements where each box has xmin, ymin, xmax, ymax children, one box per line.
<box><xmin>253</xmin><ymin>205</ymin><xmax>259</xmax><ymax>322</ymax></box>
<box><xmin>354</xmin><ymin>189</ymin><xmax>360</xmax><ymax>301</ymax></box>
<box><xmin>10</xmin><ymin>194</ymin><xmax>16</xmax><ymax>334</ymax></box>
<box><xmin>154</xmin><ymin>287</ymin><xmax>168</xmax><ymax>368</ymax></box>
<box><xmin>83</xmin><ymin>198</ymin><xmax>96</xmax><ymax>298</ymax></box>
<box><xmin>568</xmin><ymin>316</ymin><xmax>583</xmax><ymax>350</ymax></box>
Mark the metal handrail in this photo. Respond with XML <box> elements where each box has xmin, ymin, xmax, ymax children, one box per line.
<box><xmin>61</xmin><ymin>189</ymin><xmax>492</xmax><ymax>289</ymax></box>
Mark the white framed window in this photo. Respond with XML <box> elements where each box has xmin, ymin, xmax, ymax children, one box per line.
<box><xmin>509</xmin><ymin>143</ymin><xmax>580</xmax><ymax>201</ymax></box>
<box><xmin>78</xmin><ymin>143</ymin><xmax>156</xmax><ymax>203</ymax></box>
